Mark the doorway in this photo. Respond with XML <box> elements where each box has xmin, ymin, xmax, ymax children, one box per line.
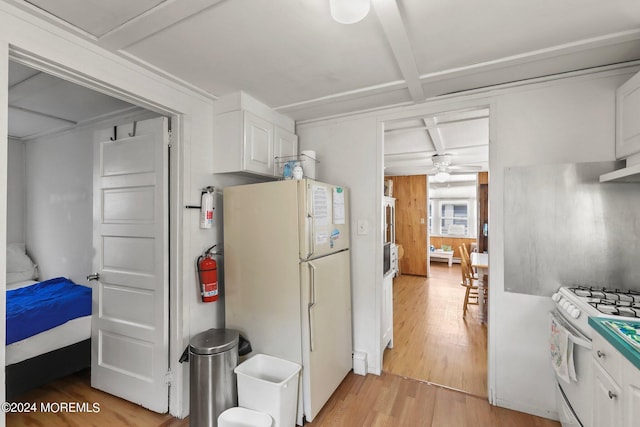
<box><xmin>381</xmin><ymin>107</ymin><xmax>489</xmax><ymax>398</ymax></box>
<box><xmin>5</xmin><ymin>58</ymin><xmax>176</xmax><ymax>412</ymax></box>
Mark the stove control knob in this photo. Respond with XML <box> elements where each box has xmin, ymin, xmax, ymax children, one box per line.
<box><xmin>552</xmin><ymin>292</ymin><xmax>561</xmax><ymax>302</ymax></box>
<box><xmin>560</xmin><ymin>300</ymin><xmax>569</xmax><ymax>310</ymax></box>
<box><xmin>570</xmin><ymin>307</ymin><xmax>581</xmax><ymax>319</ymax></box>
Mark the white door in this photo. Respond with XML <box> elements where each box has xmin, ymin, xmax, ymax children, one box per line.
<box><xmin>91</xmin><ymin>117</ymin><xmax>169</xmax><ymax>412</ymax></box>
<box><xmin>300</xmin><ymin>250</ymin><xmax>352</xmax><ymax>421</ymax></box>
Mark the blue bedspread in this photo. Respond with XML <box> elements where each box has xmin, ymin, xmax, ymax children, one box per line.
<box><xmin>6</xmin><ymin>277</ymin><xmax>92</xmax><ymax>345</ymax></box>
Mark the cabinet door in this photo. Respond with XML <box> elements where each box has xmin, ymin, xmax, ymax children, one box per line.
<box><xmin>243</xmin><ymin>111</ymin><xmax>274</xmax><ymax>175</ymax></box>
<box><xmin>623</xmin><ymin>359</ymin><xmax>640</xmax><ymax>427</ymax></box>
<box><xmin>617</xmin><ymin>72</ymin><xmax>640</xmax><ymax>159</ymax></box>
<box><xmin>381</xmin><ymin>273</ymin><xmax>393</xmax><ymax>351</ymax></box>
<box><xmin>593</xmin><ymin>359</ymin><xmax>622</xmax><ymax>427</ymax></box>
<box><xmin>274</xmin><ymin>127</ymin><xmax>298</xmax><ymax>176</ymax></box>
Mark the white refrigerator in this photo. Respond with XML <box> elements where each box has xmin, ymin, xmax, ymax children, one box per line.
<box><xmin>223</xmin><ymin>179</ymin><xmax>352</xmax><ymax>424</ymax></box>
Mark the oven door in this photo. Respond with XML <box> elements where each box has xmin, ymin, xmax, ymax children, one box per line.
<box><xmin>556</xmin><ymin>381</ymin><xmax>582</xmax><ymax>427</ymax></box>
<box><xmin>549</xmin><ymin>310</ymin><xmax>593</xmax><ymax>427</ymax></box>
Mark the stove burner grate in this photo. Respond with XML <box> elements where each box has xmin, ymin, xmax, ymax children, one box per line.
<box><xmin>588</xmin><ymin>301</ymin><xmax>640</xmax><ymax>318</ymax></box>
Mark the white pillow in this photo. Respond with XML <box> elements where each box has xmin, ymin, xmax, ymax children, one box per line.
<box><xmin>6</xmin><ymin>243</ymin><xmax>38</xmax><ymax>284</ymax></box>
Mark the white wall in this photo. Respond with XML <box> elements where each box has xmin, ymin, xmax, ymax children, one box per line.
<box><xmin>489</xmin><ymin>70</ymin><xmax>629</xmax><ymax>417</ymax></box>
<box><xmin>298</xmin><ymin>67</ymin><xmax>638</xmax><ymax>420</ymax></box>
<box><xmin>296</xmin><ymin>116</ymin><xmax>384</xmax><ymax>373</ymax></box>
<box><xmin>7</xmin><ymin>138</ymin><xmax>24</xmax><ymax>244</ymax></box>
<box><xmin>23</xmin><ymin>128</ymin><xmax>93</xmax><ymax>284</ymax></box>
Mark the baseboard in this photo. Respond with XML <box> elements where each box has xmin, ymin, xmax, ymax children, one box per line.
<box><xmin>352</xmin><ymin>351</ymin><xmax>368</xmax><ymax>376</ymax></box>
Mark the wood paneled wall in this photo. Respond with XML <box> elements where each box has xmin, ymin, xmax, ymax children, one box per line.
<box><xmin>388</xmin><ymin>175</ymin><xmax>427</xmax><ymax>276</ymax></box>
<box><xmin>477</xmin><ymin>172</ymin><xmax>489</xmax><ymax>253</ymax></box>
<box><xmin>430</xmin><ymin>237</ymin><xmax>477</xmax><ymax>260</ymax></box>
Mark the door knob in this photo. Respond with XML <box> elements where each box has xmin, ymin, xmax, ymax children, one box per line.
<box><xmin>87</xmin><ymin>273</ymin><xmax>100</xmax><ymax>281</ymax></box>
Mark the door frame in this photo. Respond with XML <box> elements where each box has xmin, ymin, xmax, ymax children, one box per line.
<box><xmin>378</xmin><ymin>99</ymin><xmax>495</xmax><ymax>401</ymax></box>
<box><xmin>2</xmin><ymin>45</ymin><xmax>184</xmax><ymax>416</ymax></box>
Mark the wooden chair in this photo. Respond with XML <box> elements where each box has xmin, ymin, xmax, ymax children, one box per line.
<box><xmin>459</xmin><ymin>245</ymin><xmax>479</xmax><ymax>316</ymax></box>
<box><xmin>459</xmin><ymin>243</ymin><xmax>476</xmax><ymax>275</ymax></box>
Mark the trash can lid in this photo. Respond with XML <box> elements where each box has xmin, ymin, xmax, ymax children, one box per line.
<box><xmin>190</xmin><ymin>328</ymin><xmax>239</xmax><ymax>355</ymax></box>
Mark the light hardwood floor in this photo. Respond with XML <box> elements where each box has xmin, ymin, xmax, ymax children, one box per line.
<box><xmin>7</xmin><ymin>263</ymin><xmax>559</xmax><ymax>426</ymax></box>
<box><xmin>383</xmin><ymin>263</ymin><xmax>487</xmax><ymax>397</ymax></box>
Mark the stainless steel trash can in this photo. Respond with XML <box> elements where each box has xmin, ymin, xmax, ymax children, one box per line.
<box><xmin>189</xmin><ymin>328</ymin><xmax>239</xmax><ymax>427</ymax></box>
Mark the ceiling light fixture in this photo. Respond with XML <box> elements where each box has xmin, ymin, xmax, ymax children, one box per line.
<box><xmin>432</xmin><ymin>154</ymin><xmax>452</xmax><ymax>182</ymax></box>
<box><xmin>434</xmin><ymin>171</ymin><xmax>450</xmax><ymax>182</ymax></box>
<box><xmin>330</xmin><ymin>0</ymin><xmax>371</xmax><ymax>24</ymax></box>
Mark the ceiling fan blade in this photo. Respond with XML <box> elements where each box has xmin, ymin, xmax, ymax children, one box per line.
<box><xmin>449</xmin><ymin>165</ymin><xmax>483</xmax><ymax>171</ymax></box>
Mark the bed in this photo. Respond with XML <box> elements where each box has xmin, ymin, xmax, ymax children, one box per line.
<box><xmin>5</xmin><ymin>243</ymin><xmax>92</xmax><ymax>399</ymax></box>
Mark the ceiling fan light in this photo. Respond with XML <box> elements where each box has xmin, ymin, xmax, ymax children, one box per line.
<box><xmin>330</xmin><ymin>0</ymin><xmax>371</xmax><ymax>24</ymax></box>
<box><xmin>434</xmin><ymin>171</ymin><xmax>450</xmax><ymax>182</ymax></box>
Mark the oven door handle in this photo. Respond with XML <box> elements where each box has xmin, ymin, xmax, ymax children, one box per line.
<box><xmin>549</xmin><ymin>310</ymin><xmax>592</xmax><ymax>350</ymax></box>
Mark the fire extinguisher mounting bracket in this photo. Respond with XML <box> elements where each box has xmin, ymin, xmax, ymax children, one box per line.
<box><xmin>185</xmin><ymin>186</ymin><xmax>217</xmax><ymax>209</ymax></box>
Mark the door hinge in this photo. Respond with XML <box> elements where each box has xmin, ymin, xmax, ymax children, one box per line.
<box><xmin>167</xmin><ymin>130</ymin><xmax>173</xmax><ymax>148</ymax></box>
<box><xmin>164</xmin><ymin>369</ymin><xmax>173</xmax><ymax>386</ymax></box>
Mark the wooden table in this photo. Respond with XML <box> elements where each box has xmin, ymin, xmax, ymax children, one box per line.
<box><xmin>470</xmin><ymin>252</ymin><xmax>488</xmax><ymax>323</ymax></box>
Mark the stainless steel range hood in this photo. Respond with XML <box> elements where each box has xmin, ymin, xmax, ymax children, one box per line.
<box><xmin>599</xmin><ymin>154</ymin><xmax>640</xmax><ymax>182</ymax></box>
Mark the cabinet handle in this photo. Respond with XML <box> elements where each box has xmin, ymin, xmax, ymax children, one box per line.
<box><xmin>608</xmin><ymin>390</ymin><xmax>617</xmax><ymax>400</ymax></box>
<box><xmin>597</xmin><ymin>350</ymin><xmax>605</xmax><ymax>358</ymax></box>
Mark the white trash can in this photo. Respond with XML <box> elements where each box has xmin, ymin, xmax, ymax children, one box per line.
<box><xmin>234</xmin><ymin>354</ymin><xmax>301</xmax><ymax>427</ymax></box>
<box><xmin>218</xmin><ymin>407</ymin><xmax>272</xmax><ymax>427</ymax></box>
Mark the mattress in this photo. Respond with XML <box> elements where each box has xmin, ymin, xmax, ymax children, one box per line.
<box><xmin>6</xmin><ymin>315</ymin><xmax>91</xmax><ymax>365</ymax></box>
<box><xmin>5</xmin><ymin>277</ymin><xmax>92</xmax><ymax>366</ymax></box>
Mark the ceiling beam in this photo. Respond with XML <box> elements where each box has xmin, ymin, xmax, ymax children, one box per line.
<box><xmin>8</xmin><ymin>71</ymin><xmax>56</xmax><ymax>104</ymax></box>
<box><xmin>372</xmin><ymin>0</ymin><xmax>425</xmax><ymax>102</ymax></box>
<box><xmin>423</xmin><ymin>117</ymin><xmax>445</xmax><ymax>154</ymax></box>
<box><xmin>385</xmin><ymin>115</ymin><xmax>490</xmax><ymax>134</ymax></box>
<box><xmin>384</xmin><ymin>143</ymin><xmax>489</xmax><ymax>158</ymax></box>
<box><xmin>8</xmin><ymin>105</ymin><xmax>78</xmax><ymax>125</ymax></box>
<box><xmin>98</xmin><ymin>0</ymin><xmax>226</xmax><ymax>50</ymax></box>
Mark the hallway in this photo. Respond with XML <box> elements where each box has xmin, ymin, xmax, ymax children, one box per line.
<box><xmin>382</xmin><ymin>262</ymin><xmax>488</xmax><ymax>397</ymax></box>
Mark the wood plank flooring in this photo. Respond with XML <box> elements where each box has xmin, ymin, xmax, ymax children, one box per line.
<box><xmin>6</xmin><ymin>369</ymin><xmax>187</xmax><ymax>426</ymax></box>
<box><xmin>383</xmin><ymin>263</ymin><xmax>488</xmax><ymax>397</ymax></box>
<box><xmin>306</xmin><ymin>371</ymin><xmax>559</xmax><ymax>427</ymax></box>
<box><xmin>7</xmin><ymin>262</ymin><xmax>558</xmax><ymax>426</ymax></box>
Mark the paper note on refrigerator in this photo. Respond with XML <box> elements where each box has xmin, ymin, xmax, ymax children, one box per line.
<box><xmin>312</xmin><ymin>185</ymin><xmax>330</xmax><ymax>226</ymax></box>
<box><xmin>333</xmin><ymin>187</ymin><xmax>345</xmax><ymax>224</ymax></box>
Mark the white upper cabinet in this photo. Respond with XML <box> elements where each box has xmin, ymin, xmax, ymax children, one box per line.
<box><xmin>244</xmin><ymin>111</ymin><xmax>274</xmax><ymax>175</ymax></box>
<box><xmin>273</xmin><ymin>126</ymin><xmax>298</xmax><ymax>176</ymax></box>
<box><xmin>616</xmin><ymin>71</ymin><xmax>640</xmax><ymax>159</ymax></box>
<box><xmin>213</xmin><ymin>91</ymin><xmax>297</xmax><ymax>177</ymax></box>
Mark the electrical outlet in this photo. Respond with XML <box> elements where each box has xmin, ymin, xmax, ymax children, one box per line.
<box><xmin>420</xmin><ymin>218</ymin><xmax>425</xmax><ymax>224</ymax></box>
<box><xmin>357</xmin><ymin>220</ymin><xmax>369</xmax><ymax>235</ymax></box>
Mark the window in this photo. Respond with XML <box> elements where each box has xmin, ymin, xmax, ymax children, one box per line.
<box><xmin>440</xmin><ymin>202</ymin><xmax>469</xmax><ymax>236</ymax></box>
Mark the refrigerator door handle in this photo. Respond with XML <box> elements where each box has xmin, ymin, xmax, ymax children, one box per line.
<box><xmin>306</xmin><ymin>214</ymin><xmax>314</xmax><ymax>259</ymax></box>
<box><xmin>307</xmin><ymin>181</ymin><xmax>316</xmax><ymax>259</ymax></box>
<box><xmin>308</xmin><ymin>262</ymin><xmax>316</xmax><ymax>352</ymax></box>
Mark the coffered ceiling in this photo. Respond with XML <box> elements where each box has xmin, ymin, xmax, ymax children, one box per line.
<box><xmin>4</xmin><ymin>0</ymin><xmax>640</xmax><ymax>174</ymax></box>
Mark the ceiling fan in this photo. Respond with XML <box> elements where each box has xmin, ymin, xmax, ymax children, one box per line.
<box><xmin>427</xmin><ymin>154</ymin><xmax>482</xmax><ymax>182</ymax></box>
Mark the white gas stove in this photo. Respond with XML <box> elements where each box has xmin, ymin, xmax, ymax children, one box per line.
<box><xmin>552</xmin><ymin>286</ymin><xmax>640</xmax><ymax>339</ymax></box>
<box><xmin>551</xmin><ymin>285</ymin><xmax>640</xmax><ymax>427</ymax></box>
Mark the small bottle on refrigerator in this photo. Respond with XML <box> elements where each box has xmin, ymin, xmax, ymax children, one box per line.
<box><xmin>293</xmin><ymin>162</ymin><xmax>303</xmax><ymax>180</ymax></box>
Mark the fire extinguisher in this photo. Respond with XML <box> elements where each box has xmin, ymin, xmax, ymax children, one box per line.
<box><xmin>197</xmin><ymin>245</ymin><xmax>219</xmax><ymax>303</ymax></box>
<box><xmin>200</xmin><ymin>187</ymin><xmax>215</xmax><ymax>229</ymax></box>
